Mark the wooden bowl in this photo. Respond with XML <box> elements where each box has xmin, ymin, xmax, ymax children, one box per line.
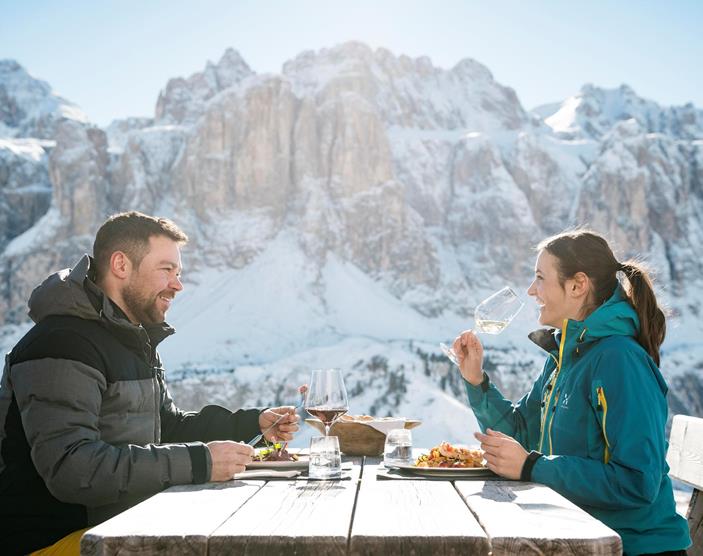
<box><xmin>304</xmin><ymin>416</ymin><xmax>422</xmax><ymax>456</ymax></box>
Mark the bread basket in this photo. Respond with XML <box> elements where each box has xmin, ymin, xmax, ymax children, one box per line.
<box><xmin>305</xmin><ymin>415</ymin><xmax>421</xmax><ymax>456</ymax></box>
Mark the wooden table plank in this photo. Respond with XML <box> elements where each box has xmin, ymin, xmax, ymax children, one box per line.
<box><xmin>455</xmin><ymin>481</ymin><xmax>622</xmax><ymax>555</ymax></box>
<box><xmin>350</xmin><ymin>461</ymin><xmax>490</xmax><ymax>555</ymax></box>
<box><xmin>208</xmin><ymin>460</ymin><xmax>362</xmax><ymax>555</ymax></box>
<box><xmin>80</xmin><ymin>480</ymin><xmax>264</xmax><ymax>556</ymax></box>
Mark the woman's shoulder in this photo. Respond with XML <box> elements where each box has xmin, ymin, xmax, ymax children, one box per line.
<box><xmin>590</xmin><ymin>335</ymin><xmax>662</xmax><ymax>381</ymax></box>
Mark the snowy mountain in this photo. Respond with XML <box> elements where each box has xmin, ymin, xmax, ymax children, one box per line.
<box><xmin>0</xmin><ymin>59</ymin><xmax>88</xmax><ymax>139</ymax></box>
<box><xmin>1</xmin><ymin>43</ymin><xmax>702</xmax><ymax>447</ymax></box>
<box><xmin>535</xmin><ymin>83</ymin><xmax>703</xmax><ymax>140</ymax></box>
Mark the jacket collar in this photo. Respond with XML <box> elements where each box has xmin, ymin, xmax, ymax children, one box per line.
<box><xmin>527</xmin><ymin>284</ymin><xmax>638</xmax><ymax>357</ymax></box>
<box><xmin>31</xmin><ymin>254</ymin><xmax>175</xmax><ymax>350</ymax></box>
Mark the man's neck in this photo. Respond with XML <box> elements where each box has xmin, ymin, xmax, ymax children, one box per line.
<box><xmin>95</xmin><ymin>278</ymin><xmax>140</xmax><ymax>325</ymax></box>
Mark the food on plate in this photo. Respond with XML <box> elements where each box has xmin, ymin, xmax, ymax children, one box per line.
<box><xmin>415</xmin><ymin>441</ymin><xmax>485</xmax><ymax>468</ymax></box>
<box><xmin>253</xmin><ymin>443</ymin><xmax>299</xmax><ymax>462</ymax></box>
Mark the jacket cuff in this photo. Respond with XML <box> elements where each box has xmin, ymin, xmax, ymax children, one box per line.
<box><xmin>464</xmin><ymin>372</ymin><xmax>490</xmax><ymax>405</ymax></box>
<box><xmin>236</xmin><ymin>407</ymin><xmax>265</xmax><ymax>442</ymax></box>
<box><xmin>521</xmin><ymin>450</ymin><xmax>544</xmax><ymax>482</ymax></box>
<box><xmin>185</xmin><ymin>442</ymin><xmax>210</xmax><ymax>484</ymax></box>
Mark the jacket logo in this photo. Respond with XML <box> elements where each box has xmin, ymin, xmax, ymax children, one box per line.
<box><xmin>560</xmin><ymin>392</ymin><xmax>570</xmax><ymax>408</ymax></box>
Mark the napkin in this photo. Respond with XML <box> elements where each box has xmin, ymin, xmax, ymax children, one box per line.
<box><xmin>233</xmin><ymin>469</ymin><xmax>301</xmax><ymax>480</ymax></box>
<box><xmin>362</xmin><ymin>417</ymin><xmax>408</xmax><ymax>435</ymax></box>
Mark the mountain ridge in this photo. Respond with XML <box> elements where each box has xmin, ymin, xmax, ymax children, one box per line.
<box><xmin>1</xmin><ymin>42</ymin><xmax>701</xmax><ymax>439</ymax></box>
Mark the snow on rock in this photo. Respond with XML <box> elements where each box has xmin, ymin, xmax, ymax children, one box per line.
<box><xmin>0</xmin><ymin>59</ymin><xmax>88</xmax><ymax>139</ymax></box>
<box><xmin>539</xmin><ymin>83</ymin><xmax>703</xmax><ymax>140</ymax></box>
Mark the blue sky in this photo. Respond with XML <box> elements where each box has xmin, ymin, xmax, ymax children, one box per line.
<box><xmin>2</xmin><ymin>0</ymin><xmax>701</xmax><ymax>126</ymax></box>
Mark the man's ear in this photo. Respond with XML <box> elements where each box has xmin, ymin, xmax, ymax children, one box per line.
<box><xmin>568</xmin><ymin>271</ymin><xmax>590</xmax><ymax>299</ymax></box>
<box><xmin>109</xmin><ymin>251</ymin><xmax>132</xmax><ymax>280</ymax></box>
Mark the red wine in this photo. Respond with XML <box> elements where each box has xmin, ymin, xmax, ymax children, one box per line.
<box><xmin>306</xmin><ymin>407</ymin><xmax>348</xmax><ymax>426</ymax></box>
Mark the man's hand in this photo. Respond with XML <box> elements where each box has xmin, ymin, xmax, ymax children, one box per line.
<box><xmin>452</xmin><ymin>330</ymin><xmax>484</xmax><ymax>385</ymax></box>
<box><xmin>474</xmin><ymin>429</ymin><xmax>528</xmax><ymax>480</ymax></box>
<box><xmin>259</xmin><ymin>407</ymin><xmax>300</xmax><ymax>442</ymax></box>
<box><xmin>207</xmin><ymin>440</ymin><xmax>254</xmax><ymax>481</ymax></box>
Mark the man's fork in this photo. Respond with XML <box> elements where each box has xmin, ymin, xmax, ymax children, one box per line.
<box><xmin>246</xmin><ymin>390</ymin><xmax>306</xmax><ymax>446</ymax></box>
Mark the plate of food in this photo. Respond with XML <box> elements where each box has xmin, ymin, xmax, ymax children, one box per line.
<box><xmin>247</xmin><ymin>443</ymin><xmax>309</xmax><ymax>470</ymax></box>
<box><xmin>389</xmin><ymin>441</ymin><xmax>495</xmax><ymax>477</ymax></box>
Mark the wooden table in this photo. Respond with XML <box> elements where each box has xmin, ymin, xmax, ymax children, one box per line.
<box><xmin>81</xmin><ymin>456</ymin><xmax>622</xmax><ymax>555</ymax></box>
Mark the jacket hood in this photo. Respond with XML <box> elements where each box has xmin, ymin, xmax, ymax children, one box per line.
<box><xmin>28</xmin><ymin>255</ymin><xmax>101</xmax><ymax>324</ymax></box>
<box><xmin>27</xmin><ymin>255</ymin><xmax>175</xmax><ymax>349</ymax></box>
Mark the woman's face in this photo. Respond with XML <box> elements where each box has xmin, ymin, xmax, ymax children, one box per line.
<box><xmin>527</xmin><ymin>250</ymin><xmax>583</xmax><ymax>329</ymax></box>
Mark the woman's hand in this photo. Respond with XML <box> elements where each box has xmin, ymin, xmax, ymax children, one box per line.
<box><xmin>452</xmin><ymin>330</ymin><xmax>484</xmax><ymax>385</ymax></box>
<box><xmin>474</xmin><ymin>429</ymin><xmax>528</xmax><ymax>480</ymax></box>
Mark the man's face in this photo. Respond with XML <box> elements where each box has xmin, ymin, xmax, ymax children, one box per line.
<box><xmin>121</xmin><ymin>235</ymin><xmax>184</xmax><ymax>325</ymax></box>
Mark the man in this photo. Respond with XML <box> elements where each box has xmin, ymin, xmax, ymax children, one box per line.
<box><xmin>0</xmin><ymin>212</ymin><xmax>300</xmax><ymax>555</ymax></box>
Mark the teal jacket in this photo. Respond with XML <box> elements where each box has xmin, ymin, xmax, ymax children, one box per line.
<box><xmin>466</xmin><ymin>286</ymin><xmax>690</xmax><ymax>555</ymax></box>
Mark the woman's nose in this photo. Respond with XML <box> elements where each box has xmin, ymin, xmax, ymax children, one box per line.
<box><xmin>527</xmin><ymin>281</ymin><xmax>536</xmax><ymax>297</ymax></box>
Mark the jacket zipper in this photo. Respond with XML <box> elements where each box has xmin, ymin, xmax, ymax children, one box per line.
<box><xmin>596</xmin><ymin>386</ymin><xmax>611</xmax><ymax>464</ymax></box>
<box><xmin>539</xmin><ymin>318</ymin><xmax>568</xmax><ymax>454</ymax></box>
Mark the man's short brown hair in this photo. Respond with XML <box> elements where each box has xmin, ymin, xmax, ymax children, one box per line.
<box><xmin>93</xmin><ymin>211</ymin><xmax>188</xmax><ymax>279</ymax></box>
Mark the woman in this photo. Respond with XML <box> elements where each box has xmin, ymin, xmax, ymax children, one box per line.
<box><xmin>453</xmin><ymin>230</ymin><xmax>690</xmax><ymax>556</ymax></box>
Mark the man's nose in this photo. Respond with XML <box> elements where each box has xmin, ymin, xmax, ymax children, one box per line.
<box><xmin>170</xmin><ymin>275</ymin><xmax>184</xmax><ymax>291</ymax></box>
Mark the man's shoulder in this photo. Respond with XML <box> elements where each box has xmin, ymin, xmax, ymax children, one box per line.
<box><xmin>10</xmin><ymin>315</ymin><xmax>113</xmax><ymax>370</ymax></box>
<box><xmin>11</xmin><ymin>315</ymin><xmax>155</xmax><ymax>383</ymax></box>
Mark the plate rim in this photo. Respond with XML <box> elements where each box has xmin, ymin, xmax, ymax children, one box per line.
<box><xmin>388</xmin><ymin>463</ymin><xmax>493</xmax><ymax>475</ymax></box>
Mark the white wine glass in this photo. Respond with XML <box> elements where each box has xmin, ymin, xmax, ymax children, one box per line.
<box><xmin>440</xmin><ymin>286</ymin><xmax>524</xmax><ymax>366</ymax></box>
<box><xmin>304</xmin><ymin>369</ymin><xmax>349</xmax><ymax>436</ymax></box>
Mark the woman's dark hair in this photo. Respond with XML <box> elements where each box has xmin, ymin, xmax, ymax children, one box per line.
<box><xmin>538</xmin><ymin>229</ymin><xmax>666</xmax><ymax>365</ymax></box>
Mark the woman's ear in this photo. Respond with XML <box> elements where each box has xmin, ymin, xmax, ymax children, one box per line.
<box><xmin>568</xmin><ymin>271</ymin><xmax>590</xmax><ymax>298</ymax></box>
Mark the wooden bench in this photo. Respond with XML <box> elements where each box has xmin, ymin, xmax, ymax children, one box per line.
<box><xmin>666</xmin><ymin>414</ymin><xmax>703</xmax><ymax>555</ymax></box>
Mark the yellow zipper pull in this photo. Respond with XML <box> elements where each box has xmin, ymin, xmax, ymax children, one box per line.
<box><xmin>596</xmin><ymin>386</ymin><xmax>611</xmax><ymax>464</ymax></box>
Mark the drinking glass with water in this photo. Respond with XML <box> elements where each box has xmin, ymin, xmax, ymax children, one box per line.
<box><xmin>308</xmin><ymin>435</ymin><xmax>342</xmax><ymax>479</ymax></box>
<box><xmin>383</xmin><ymin>428</ymin><xmax>413</xmax><ymax>467</ymax></box>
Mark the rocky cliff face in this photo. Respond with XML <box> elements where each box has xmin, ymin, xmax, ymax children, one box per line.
<box><xmin>1</xmin><ymin>43</ymin><xmax>701</xmax><ymax>426</ymax></box>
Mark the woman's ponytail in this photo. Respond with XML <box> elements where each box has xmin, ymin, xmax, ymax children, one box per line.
<box><xmin>619</xmin><ymin>261</ymin><xmax>666</xmax><ymax>366</ymax></box>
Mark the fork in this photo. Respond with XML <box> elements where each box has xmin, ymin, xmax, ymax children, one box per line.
<box><xmin>246</xmin><ymin>390</ymin><xmax>306</xmax><ymax>446</ymax></box>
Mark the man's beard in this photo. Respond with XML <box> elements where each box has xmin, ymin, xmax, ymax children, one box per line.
<box><xmin>122</xmin><ymin>281</ymin><xmax>170</xmax><ymax>325</ymax></box>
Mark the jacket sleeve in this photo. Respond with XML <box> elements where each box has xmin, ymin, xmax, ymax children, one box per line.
<box><xmin>10</xmin><ymin>339</ymin><xmax>209</xmax><ymax>507</ymax></box>
<box><xmin>464</xmin><ymin>362</ymin><xmax>550</xmax><ymax>449</ymax></box>
<box><xmin>156</xmin><ymin>367</ymin><xmax>262</xmax><ymax>444</ymax></box>
<box><xmin>531</xmin><ymin>345</ymin><xmax>667</xmax><ymax>510</ymax></box>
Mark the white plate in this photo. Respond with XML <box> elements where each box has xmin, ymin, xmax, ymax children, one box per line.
<box><xmin>388</xmin><ymin>463</ymin><xmax>495</xmax><ymax>478</ymax></box>
<box><xmin>247</xmin><ymin>456</ymin><xmax>309</xmax><ymax>470</ymax></box>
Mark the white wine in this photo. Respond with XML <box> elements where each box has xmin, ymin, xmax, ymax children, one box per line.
<box><xmin>475</xmin><ymin>319</ymin><xmax>508</xmax><ymax>334</ymax></box>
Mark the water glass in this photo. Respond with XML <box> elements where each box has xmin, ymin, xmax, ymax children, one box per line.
<box><xmin>308</xmin><ymin>435</ymin><xmax>342</xmax><ymax>479</ymax></box>
<box><xmin>383</xmin><ymin>428</ymin><xmax>413</xmax><ymax>467</ymax></box>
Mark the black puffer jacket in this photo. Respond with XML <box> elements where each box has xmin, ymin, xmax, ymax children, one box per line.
<box><xmin>0</xmin><ymin>255</ymin><xmax>261</xmax><ymax>555</ymax></box>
